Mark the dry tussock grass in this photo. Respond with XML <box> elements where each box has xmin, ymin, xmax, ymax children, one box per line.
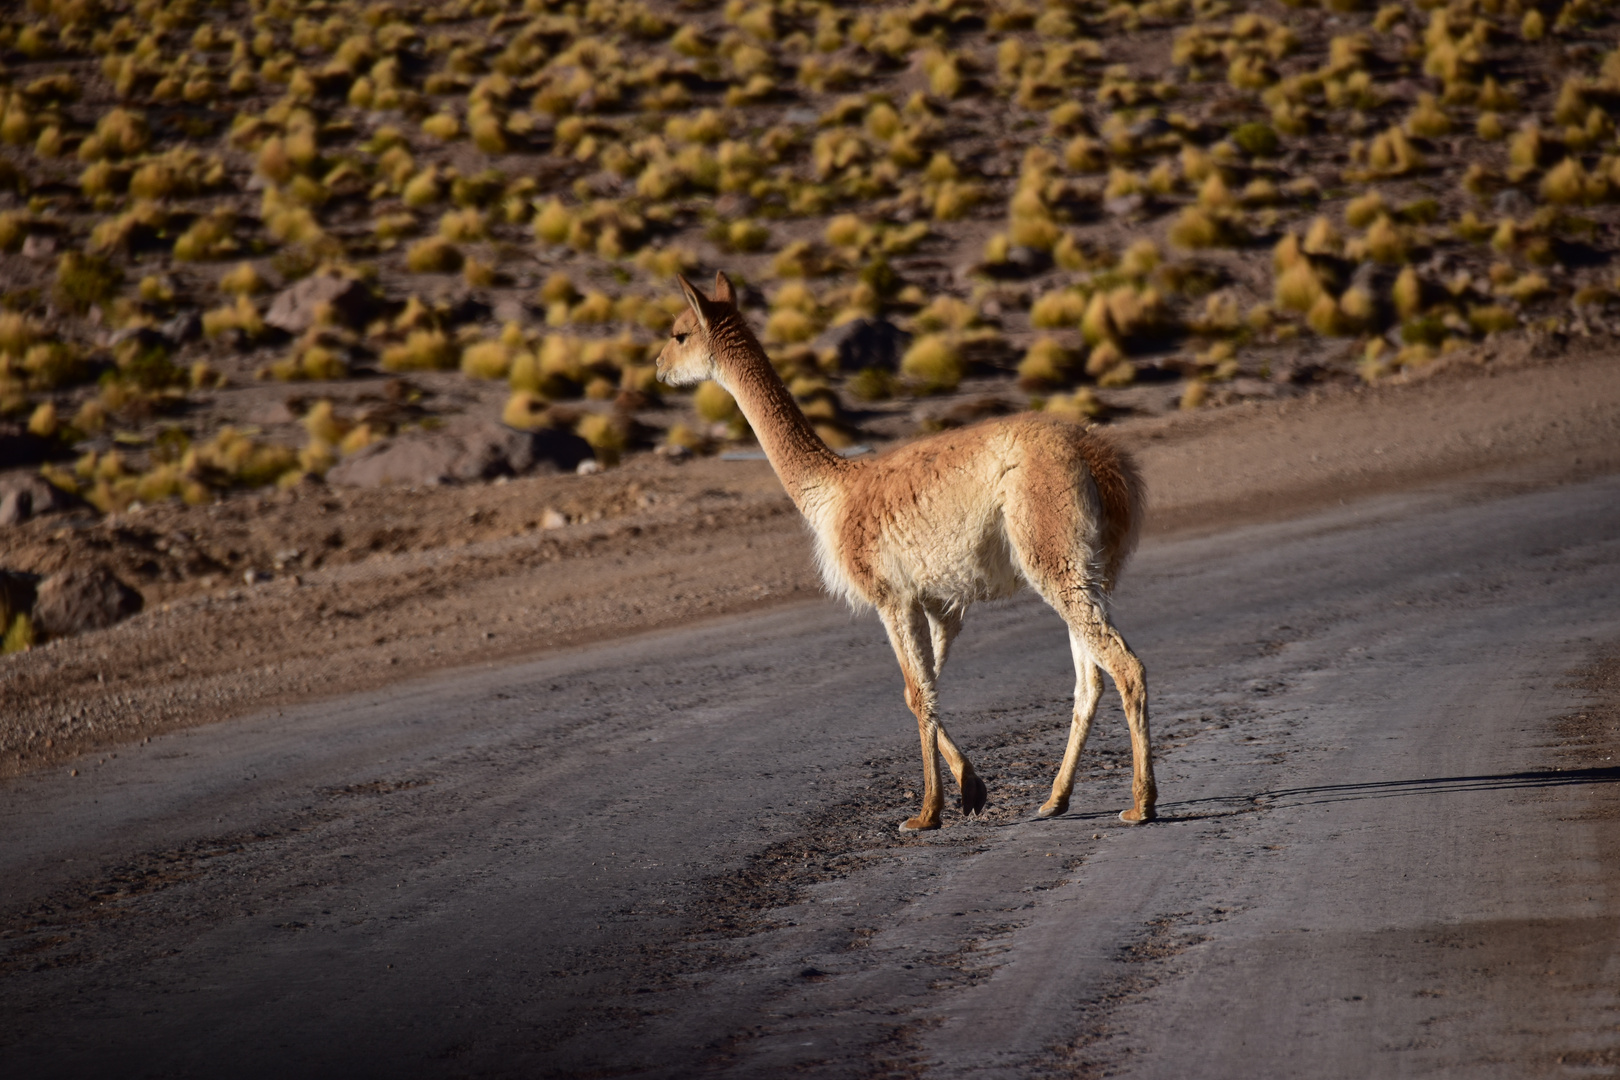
<box><xmin>1</xmin><ymin>0</ymin><xmax>1619</xmax><ymax>510</ymax></box>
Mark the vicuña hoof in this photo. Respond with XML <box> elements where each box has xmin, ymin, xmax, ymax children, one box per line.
<box><xmin>1036</xmin><ymin>799</ymin><xmax>1068</xmax><ymax>819</ymax></box>
<box><xmin>961</xmin><ymin>775</ymin><xmax>989</xmax><ymax>817</ymax></box>
<box><xmin>1118</xmin><ymin>806</ymin><xmax>1156</xmax><ymax>824</ymax></box>
<box><xmin>899</xmin><ymin>816</ymin><xmax>941</xmax><ymax>833</ymax></box>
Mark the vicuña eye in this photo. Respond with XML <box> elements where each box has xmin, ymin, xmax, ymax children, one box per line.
<box><xmin>674</xmin><ymin>332</ymin><xmax>689</xmax><ymax>344</ymax></box>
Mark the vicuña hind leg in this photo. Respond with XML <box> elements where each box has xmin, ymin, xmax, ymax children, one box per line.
<box><xmin>1038</xmin><ymin>638</ymin><xmax>1103</xmax><ymax>819</ymax></box>
<box><xmin>1069</xmin><ymin>608</ymin><xmax>1156</xmax><ymax>823</ymax></box>
<box><xmin>1023</xmin><ymin>588</ymin><xmax>1155</xmax><ymax>823</ymax></box>
<box><xmin>925</xmin><ymin>602</ymin><xmax>988</xmax><ymax>817</ymax></box>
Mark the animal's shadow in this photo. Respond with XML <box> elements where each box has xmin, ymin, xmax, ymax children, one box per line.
<box><xmin>1029</xmin><ymin>766</ymin><xmax>1620</xmax><ymax>825</ymax></box>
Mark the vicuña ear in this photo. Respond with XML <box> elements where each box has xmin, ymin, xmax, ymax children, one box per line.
<box><xmin>712</xmin><ymin>270</ymin><xmax>736</xmax><ymax>306</ymax></box>
<box><xmin>676</xmin><ymin>274</ymin><xmax>711</xmax><ymax>332</ymax></box>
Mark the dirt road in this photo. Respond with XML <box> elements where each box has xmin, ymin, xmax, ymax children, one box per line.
<box><xmin>2</xmin><ymin>462</ymin><xmax>1617</xmax><ymax>1077</ymax></box>
<box><xmin>6</xmin><ymin>350</ymin><xmax>1620</xmax><ymax>783</ymax></box>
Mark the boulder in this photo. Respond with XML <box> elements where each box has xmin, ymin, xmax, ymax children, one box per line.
<box><xmin>0</xmin><ymin>472</ymin><xmax>79</xmax><ymax>526</ymax></box>
<box><xmin>32</xmin><ymin>567</ymin><xmax>143</xmax><ymax>639</ymax></box>
<box><xmin>0</xmin><ymin>424</ymin><xmax>55</xmax><ymax>471</ymax></box>
<box><xmin>326</xmin><ymin>418</ymin><xmax>593</xmax><ymax>488</ymax></box>
<box><xmin>159</xmin><ymin>310</ymin><xmax>203</xmax><ymax>344</ymax></box>
<box><xmin>453</xmin><ymin>418</ymin><xmax>594</xmax><ymax>479</ymax></box>
<box><xmin>264</xmin><ymin>275</ymin><xmax>378</xmax><ymax>334</ymax></box>
<box><xmin>814</xmin><ymin>318</ymin><xmax>912</xmax><ymax>373</ymax></box>
<box><xmin>325</xmin><ymin>434</ymin><xmax>462</xmax><ymax>488</ymax></box>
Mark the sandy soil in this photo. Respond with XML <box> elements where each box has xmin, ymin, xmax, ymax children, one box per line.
<box><xmin>3</xmin><ymin>345</ymin><xmax>1619</xmax><ymax>778</ymax></box>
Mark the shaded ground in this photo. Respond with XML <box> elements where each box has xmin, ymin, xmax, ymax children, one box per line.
<box><xmin>0</xmin><ymin>467</ymin><xmax>1616</xmax><ymax>1078</ymax></box>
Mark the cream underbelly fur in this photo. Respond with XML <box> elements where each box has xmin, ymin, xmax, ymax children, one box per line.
<box><xmin>656</xmin><ymin>272</ymin><xmax>1157</xmax><ymax>832</ymax></box>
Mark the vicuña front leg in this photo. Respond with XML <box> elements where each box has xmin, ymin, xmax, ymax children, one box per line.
<box><xmin>925</xmin><ymin>602</ymin><xmax>988</xmax><ymax>818</ymax></box>
<box><xmin>940</xmin><ymin>729</ymin><xmax>988</xmax><ymax>817</ymax></box>
<box><xmin>882</xmin><ymin>602</ymin><xmax>946</xmax><ymax>832</ymax></box>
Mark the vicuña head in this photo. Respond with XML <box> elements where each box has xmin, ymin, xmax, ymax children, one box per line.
<box><xmin>654</xmin><ymin>272</ymin><xmax>743</xmax><ymax>388</ymax></box>
<box><xmin>659</xmin><ymin>271</ymin><xmax>1156</xmax><ymax>832</ymax></box>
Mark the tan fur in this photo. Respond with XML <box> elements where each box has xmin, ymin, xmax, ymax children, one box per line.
<box><xmin>659</xmin><ymin>273</ymin><xmax>1156</xmax><ymax>830</ymax></box>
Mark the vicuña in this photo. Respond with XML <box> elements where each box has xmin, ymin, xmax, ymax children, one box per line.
<box><xmin>658</xmin><ymin>273</ymin><xmax>1156</xmax><ymax>831</ymax></box>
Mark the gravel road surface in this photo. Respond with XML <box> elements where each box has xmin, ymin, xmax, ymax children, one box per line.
<box><xmin>3</xmin><ymin>469</ymin><xmax>1618</xmax><ymax>1078</ymax></box>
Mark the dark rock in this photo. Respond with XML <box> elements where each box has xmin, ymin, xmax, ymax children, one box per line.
<box><xmin>0</xmin><ymin>472</ymin><xmax>79</xmax><ymax>526</ymax></box>
<box><xmin>32</xmin><ymin>567</ymin><xmax>143</xmax><ymax>639</ymax></box>
<box><xmin>1350</xmin><ymin>262</ymin><xmax>1389</xmax><ymax>294</ymax></box>
<box><xmin>160</xmin><ymin>310</ymin><xmax>203</xmax><ymax>344</ymax></box>
<box><xmin>1005</xmin><ymin>245</ymin><xmax>1053</xmax><ymax>275</ymax></box>
<box><xmin>264</xmin><ymin>275</ymin><xmax>379</xmax><ymax>334</ymax></box>
<box><xmin>106</xmin><ymin>325</ymin><xmax>171</xmax><ymax>351</ymax></box>
<box><xmin>452</xmin><ymin>417</ymin><xmax>593</xmax><ymax>479</ymax></box>
<box><xmin>0</xmin><ymin>570</ymin><xmax>39</xmax><ymax>626</ymax></box>
<box><xmin>440</xmin><ymin>293</ymin><xmax>493</xmax><ymax>326</ymax></box>
<box><xmin>916</xmin><ymin>396</ymin><xmax>1017</xmax><ymax>431</ymax></box>
<box><xmin>1128</xmin><ymin>117</ymin><xmax>1173</xmax><ymax>141</ymax></box>
<box><xmin>526</xmin><ymin>428</ymin><xmax>596</xmax><ymax>474</ymax></box>
<box><xmin>0</xmin><ymin>424</ymin><xmax>56</xmax><ymax>470</ymax></box>
<box><xmin>814</xmin><ymin>318</ymin><xmax>912</xmax><ymax>372</ymax></box>
<box><xmin>1493</xmin><ymin>188</ymin><xmax>1532</xmax><ymax>217</ymax></box>
<box><xmin>325</xmin><ymin>417</ymin><xmax>593</xmax><ymax>488</ymax></box>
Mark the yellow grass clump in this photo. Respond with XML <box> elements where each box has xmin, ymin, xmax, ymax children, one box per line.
<box><xmin>575</xmin><ymin>413</ymin><xmax>625</xmax><ymax>466</ymax></box>
<box><xmin>1469</xmin><ymin>305</ymin><xmax>1518</xmax><ymax>334</ymax></box>
<box><xmin>1274</xmin><ymin>261</ymin><xmax>1325</xmax><ymax>314</ymax></box>
<box><xmin>1029</xmin><ymin>289</ymin><xmax>1087</xmax><ymax>329</ymax></box>
<box><xmin>1042</xmin><ymin>388</ymin><xmax>1104</xmax><ymax>424</ymax></box>
<box><xmin>503</xmin><ymin>391</ymin><xmax>549</xmax><ymax>431</ymax></box>
<box><xmin>1017</xmin><ymin>337</ymin><xmax>1077</xmax><ymax>390</ymax></box>
<box><xmin>422</xmin><ymin>112</ymin><xmax>461</xmax><ymax>141</ymax></box>
<box><xmin>202</xmin><ymin>294</ymin><xmax>265</xmax><ymax>338</ymax></box>
<box><xmin>381</xmin><ymin>330</ymin><xmax>455</xmax><ymax>372</ymax></box>
<box><xmin>405</xmin><ymin>237</ymin><xmax>463</xmax><ymax>274</ymax></box>
<box><xmin>899</xmin><ymin>334</ymin><xmax>964</xmax><ymax>393</ymax></box>
<box><xmin>1366</xmin><ymin>126</ymin><xmax>1422</xmax><ymax>175</ymax></box>
<box><xmin>1168</xmin><ymin>207</ymin><xmax>1234</xmax><ymax>250</ymax></box>
<box><xmin>1344</xmin><ymin>190</ymin><xmax>1387</xmax><ymax>229</ymax></box>
<box><xmin>1405</xmin><ymin>94</ymin><xmax>1451</xmax><ymax>138</ymax></box>
<box><xmin>1302</xmin><ymin>216</ymin><xmax>1342</xmax><ymax>256</ymax></box>
<box><xmin>220</xmin><ymin>262</ymin><xmax>266</xmax><ymax>295</ymax></box>
<box><xmin>1540</xmin><ymin>158</ymin><xmax>1593</xmax><ymax>205</ymax></box>
<box><xmin>694</xmin><ymin>379</ymin><xmax>739</xmax><ymax>423</ymax></box>
<box><xmin>1393</xmin><ymin>267</ymin><xmax>1424</xmax><ymax>320</ymax></box>
<box><xmin>462</xmin><ymin>338</ymin><xmax>516</xmax><ymax>380</ymax></box>
<box><xmin>1363</xmin><ymin>215</ymin><xmax>1407</xmax><ymax>265</ymax></box>
<box><xmin>763</xmin><ymin>308</ymin><xmax>818</xmax><ymax>345</ymax></box>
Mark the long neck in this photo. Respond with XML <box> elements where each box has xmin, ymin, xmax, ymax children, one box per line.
<box><xmin>709</xmin><ymin>313</ymin><xmax>848</xmax><ymax>512</ymax></box>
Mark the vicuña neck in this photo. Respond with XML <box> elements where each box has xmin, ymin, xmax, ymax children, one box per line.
<box><xmin>708</xmin><ymin>314</ymin><xmax>848</xmax><ymax>511</ymax></box>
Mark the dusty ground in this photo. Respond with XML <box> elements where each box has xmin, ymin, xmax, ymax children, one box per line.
<box><xmin>3</xmin><ymin>345</ymin><xmax>1619</xmax><ymax>777</ymax></box>
<box><xmin>1</xmin><ymin>462</ymin><xmax>1615</xmax><ymax>1077</ymax></box>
